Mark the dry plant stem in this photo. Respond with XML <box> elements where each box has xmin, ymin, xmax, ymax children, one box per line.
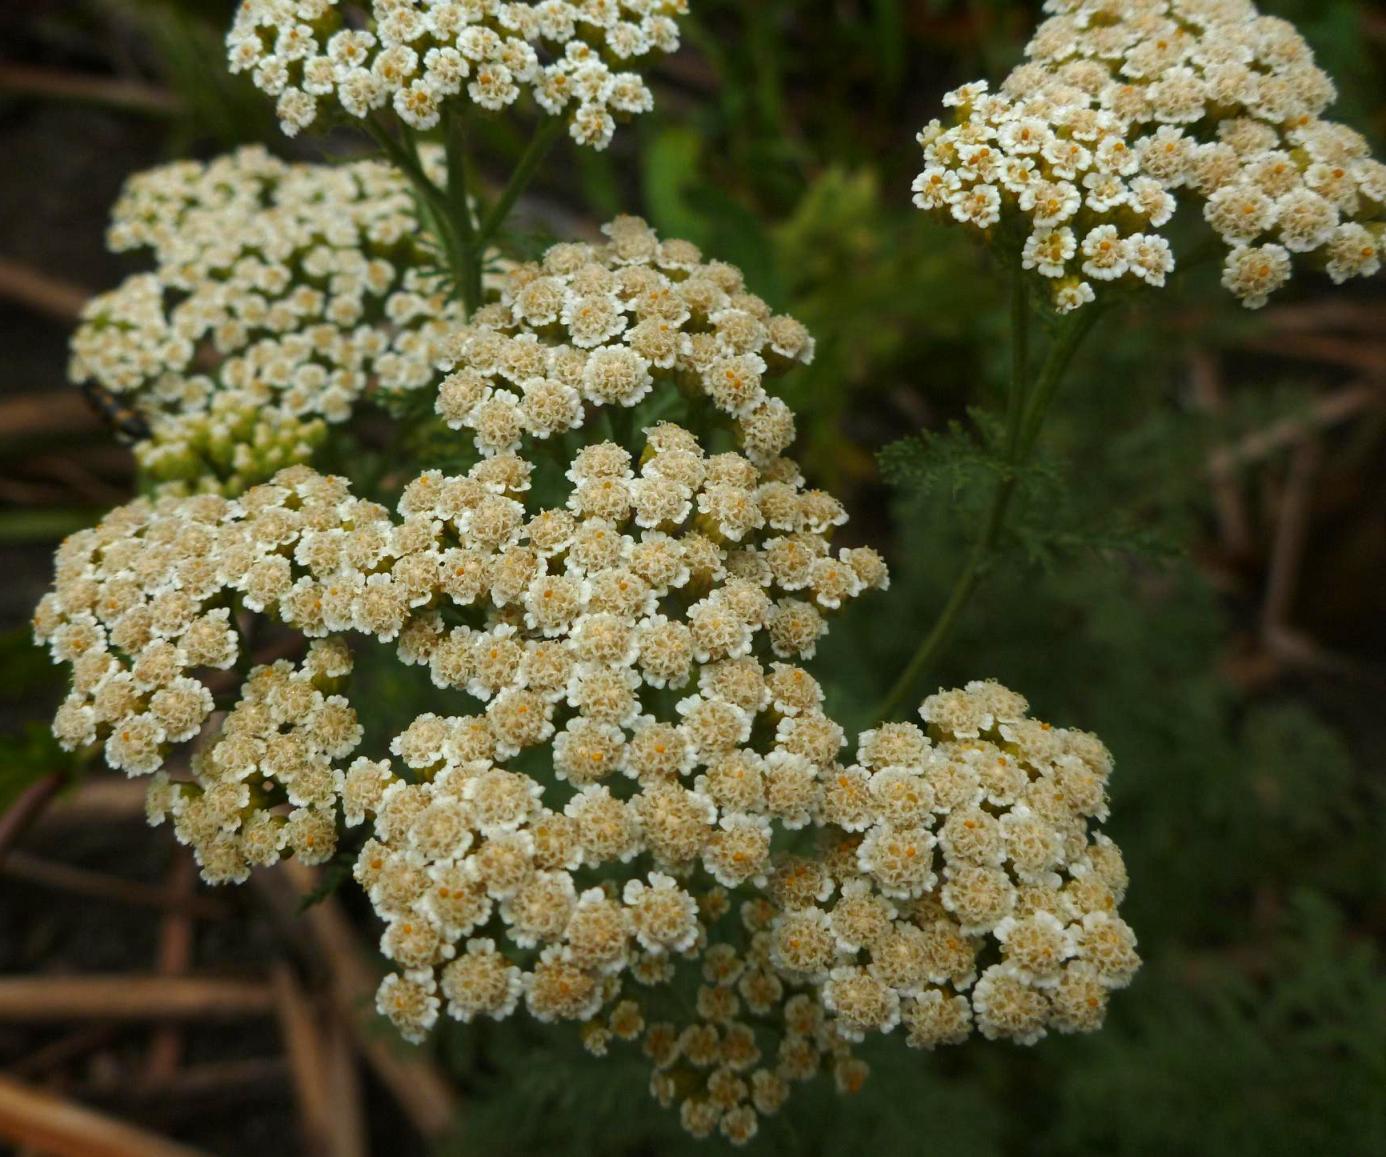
<box><xmin>0</xmin><ymin>977</ymin><xmax>274</xmax><ymax>1021</ymax></box>
<box><xmin>0</xmin><ymin>850</ymin><xmax>228</xmax><ymax>919</ymax></box>
<box><xmin>0</xmin><ymin>393</ymin><xmax>101</xmax><ymax>441</ymax></box>
<box><xmin>0</xmin><ymin>63</ymin><xmax>178</xmax><ymax>117</ymax></box>
<box><xmin>145</xmin><ymin>853</ymin><xmax>198</xmax><ymax>1082</ymax></box>
<box><xmin>257</xmin><ymin>860</ymin><xmax>460</xmax><ymax>1140</ymax></box>
<box><xmin>875</xmin><ymin>287</ymin><xmax>1099</xmax><ymax>721</ymax></box>
<box><xmin>27</xmin><ymin>778</ymin><xmax>147</xmax><ymax>830</ymax></box>
<box><xmin>87</xmin><ymin>1060</ymin><xmax>291</xmax><ymax>1109</ymax></box>
<box><xmin>1190</xmin><ymin>350</ymin><xmax>1255</xmax><ymax>558</ymax></box>
<box><xmin>1211</xmin><ymin>379</ymin><xmax>1383</xmax><ymax>471</ymax></box>
<box><xmin>0</xmin><ymin>259</ymin><xmax>89</xmax><ymax>323</ymax></box>
<box><xmin>0</xmin><ymin>1072</ymin><xmax>209</xmax><ymax>1157</ymax></box>
<box><xmin>0</xmin><ymin>775</ymin><xmax>65</xmax><ymax>869</ymax></box>
<box><xmin>271</xmin><ymin>964</ymin><xmax>341</xmax><ymax>1157</ymax></box>
<box><xmin>9</xmin><ymin>1025</ymin><xmax>121</xmax><ymax>1080</ymax></box>
<box><xmin>321</xmin><ymin>1016</ymin><xmax>368</xmax><ymax>1157</ymax></box>
<box><xmin>1262</xmin><ymin>437</ymin><xmax>1321</xmax><ymax>646</ymax></box>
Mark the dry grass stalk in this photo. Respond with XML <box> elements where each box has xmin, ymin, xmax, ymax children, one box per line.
<box><xmin>0</xmin><ymin>976</ymin><xmax>274</xmax><ymax>1022</ymax></box>
<box><xmin>1</xmin><ymin>851</ymin><xmax>229</xmax><ymax>920</ymax></box>
<box><xmin>144</xmin><ymin>853</ymin><xmax>199</xmax><ymax>1082</ymax></box>
<box><xmin>0</xmin><ymin>1072</ymin><xmax>208</xmax><ymax>1157</ymax></box>
<box><xmin>0</xmin><ymin>259</ymin><xmax>89</xmax><ymax>324</ymax></box>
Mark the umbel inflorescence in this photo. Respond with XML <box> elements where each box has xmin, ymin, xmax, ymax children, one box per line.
<box><xmin>35</xmin><ymin>465</ymin><xmax>1138</xmax><ymax>1137</ymax></box>
<box><xmin>70</xmin><ymin>146</ymin><xmax>457</xmax><ymax>495</ymax></box>
<box><xmin>434</xmin><ymin>214</ymin><xmax>812</xmax><ymax>462</ymax></box>
<box><xmin>39</xmin><ymin>0</ymin><xmax>1149</xmax><ymax>1138</ymax></box>
<box><xmin>228</xmin><ymin>0</ymin><xmax>688</xmax><ymax>147</ymax></box>
<box><xmin>36</xmin><ymin>360</ymin><xmax>1138</xmax><ymax>1142</ymax></box>
<box><xmin>913</xmin><ymin>0</ymin><xmax>1385</xmax><ymax>311</ymax></box>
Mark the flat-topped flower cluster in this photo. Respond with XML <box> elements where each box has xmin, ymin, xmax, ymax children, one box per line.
<box><xmin>227</xmin><ymin>0</ymin><xmax>688</xmax><ymax>147</ymax></box>
<box><xmin>69</xmin><ymin>146</ymin><xmax>457</xmax><ymax>495</ymax></box>
<box><xmin>33</xmin><ymin>405</ymin><xmax>886</xmax><ymax>875</ymax></box>
<box><xmin>46</xmin><ymin>1</ymin><xmax>1151</xmax><ymax>1121</ymax></box>
<box><xmin>913</xmin><ymin>0</ymin><xmax>1384</xmax><ymax>311</ymax></box>
<box><xmin>582</xmin><ymin>680</ymin><xmax>1139</xmax><ymax>1143</ymax></box>
<box><xmin>34</xmin><ymin>432</ymin><xmax>1138</xmax><ymax>1140</ymax></box>
<box><xmin>435</xmin><ymin>214</ymin><xmax>813</xmax><ymax>463</ymax></box>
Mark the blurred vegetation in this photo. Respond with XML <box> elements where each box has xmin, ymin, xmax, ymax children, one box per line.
<box><xmin>3</xmin><ymin>0</ymin><xmax>1385</xmax><ymax>1154</ymax></box>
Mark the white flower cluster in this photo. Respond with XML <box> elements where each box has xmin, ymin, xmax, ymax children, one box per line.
<box><xmin>44</xmin><ymin>189</ymin><xmax>1142</xmax><ymax>1137</ymax></box>
<box><xmin>69</xmin><ymin>146</ymin><xmax>457</xmax><ymax>494</ymax></box>
<box><xmin>148</xmin><ymin>643</ymin><xmax>360</xmax><ymax>883</ymax></box>
<box><xmin>587</xmin><ymin>681</ymin><xmax>1139</xmax><ymax>1142</ymax></box>
<box><xmin>227</xmin><ymin>0</ymin><xmax>687</xmax><ymax>147</ymax></box>
<box><xmin>34</xmin><ymin>468</ymin><xmax>1141</xmax><ymax>1143</ymax></box>
<box><xmin>913</xmin><ymin>0</ymin><xmax>1384</xmax><ymax>311</ymax></box>
<box><xmin>435</xmin><ymin>215</ymin><xmax>814</xmax><ymax>462</ymax></box>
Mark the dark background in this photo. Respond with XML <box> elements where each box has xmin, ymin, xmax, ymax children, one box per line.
<box><xmin>1</xmin><ymin>2</ymin><xmax>1384</xmax><ymax>1154</ymax></box>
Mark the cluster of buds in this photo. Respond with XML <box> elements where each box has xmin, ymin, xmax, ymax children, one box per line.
<box><xmin>69</xmin><ymin>146</ymin><xmax>456</xmax><ymax>493</ymax></box>
<box><xmin>913</xmin><ymin>0</ymin><xmax>1384</xmax><ymax>311</ymax></box>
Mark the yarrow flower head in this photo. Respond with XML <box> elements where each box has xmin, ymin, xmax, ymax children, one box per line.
<box><xmin>227</xmin><ymin>0</ymin><xmax>688</xmax><ymax>148</ymax></box>
<box><xmin>913</xmin><ymin>0</ymin><xmax>1385</xmax><ymax>311</ymax></box>
<box><xmin>34</xmin><ymin>453</ymin><xmax>1138</xmax><ymax>1137</ymax></box>
<box><xmin>46</xmin><ymin>103</ymin><xmax>1141</xmax><ymax>1130</ymax></box>
<box><xmin>433</xmin><ymin>214</ymin><xmax>814</xmax><ymax>463</ymax></box>
<box><xmin>70</xmin><ymin>147</ymin><xmax>458</xmax><ymax>495</ymax></box>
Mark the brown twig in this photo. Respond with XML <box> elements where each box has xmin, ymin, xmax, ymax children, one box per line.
<box><xmin>1243</xmin><ymin>331</ymin><xmax>1386</xmax><ymax>373</ymax></box>
<box><xmin>322</xmin><ymin>1013</ymin><xmax>368</xmax><ymax>1157</ymax></box>
<box><xmin>27</xmin><ymin>778</ymin><xmax>147</xmax><ymax>830</ymax></box>
<box><xmin>0</xmin><ymin>394</ymin><xmax>100</xmax><ymax>442</ymax></box>
<box><xmin>144</xmin><ymin>853</ymin><xmax>199</xmax><ymax>1082</ymax></box>
<box><xmin>82</xmin><ymin>1059</ymin><xmax>291</xmax><ymax>1109</ymax></box>
<box><xmin>272</xmin><ymin>964</ymin><xmax>341</xmax><ymax>1157</ymax></box>
<box><xmin>1189</xmin><ymin>350</ymin><xmax>1254</xmax><ymax>560</ymax></box>
<box><xmin>0</xmin><ymin>976</ymin><xmax>274</xmax><ymax>1022</ymax></box>
<box><xmin>0</xmin><ymin>775</ymin><xmax>65</xmax><ymax>870</ymax></box>
<box><xmin>0</xmin><ymin>1072</ymin><xmax>209</xmax><ymax>1157</ymax></box>
<box><xmin>7</xmin><ymin>1026</ymin><xmax>122</xmax><ymax>1081</ymax></box>
<box><xmin>255</xmin><ymin>862</ymin><xmax>460</xmax><ymax>1140</ymax></box>
<box><xmin>1262</xmin><ymin>438</ymin><xmax>1320</xmax><ymax>637</ymax></box>
<box><xmin>1</xmin><ymin>851</ymin><xmax>228</xmax><ymax>920</ymax></box>
<box><xmin>1259</xmin><ymin>300</ymin><xmax>1386</xmax><ymax>334</ymax></box>
<box><xmin>0</xmin><ymin>63</ymin><xmax>180</xmax><ymax>117</ymax></box>
<box><xmin>11</xmin><ymin>454</ymin><xmax>130</xmax><ymax>507</ymax></box>
<box><xmin>0</xmin><ymin>259</ymin><xmax>90</xmax><ymax>324</ymax></box>
<box><xmin>1258</xmin><ymin>438</ymin><xmax>1355</xmax><ymax>675</ymax></box>
<box><xmin>1209</xmin><ymin>381</ymin><xmax>1383</xmax><ymax>474</ymax></box>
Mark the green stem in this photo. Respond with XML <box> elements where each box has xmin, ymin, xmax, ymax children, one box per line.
<box><xmin>444</xmin><ymin>105</ymin><xmax>482</xmax><ymax>315</ymax></box>
<box><xmin>1004</xmin><ymin>269</ymin><xmax>1031</xmax><ymax>459</ymax></box>
<box><xmin>473</xmin><ymin>116</ymin><xmax>564</xmax><ymax>252</ymax></box>
<box><xmin>365</xmin><ymin>118</ymin><xmax>470</xmax><ymax>306</ymax></box>
<box><xmin>872</xmin><ymin>287</ymin><xmax>1096</xmax><ymax>723</ymax></box>
<box><xmin>1017</xmin><ymin>305</ymin><xmax>1102</xmax><ymax>454</ymax></box>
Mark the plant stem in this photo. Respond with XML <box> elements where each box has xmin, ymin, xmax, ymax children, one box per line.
<box><xmin>1017</xmin><ymin>304</ymin><xmax>1101</xmax><ymax>454</ymax></box>
<box><xmin>368</xmin><ymin>114</ymin><xmax>563</xmax><ymax>317</ymax></box>
<box><xmin>366</xmin><ymin>118</ymin><xmax>471</xmax><ymax>305</ymax></box>
<box><xmin>443</xmin><ymin>105</ymin><xmax>482</xmax><ymax>314</ymax></box>
<box><xmin>473</xmin><ymin>116</ymin><xmax>564</xmax><ymax>252</ymax></box>
<box><xmin>872</xmin><ymin>286</ymin><xmax>1097</xmax><ymax>722</ymax></box>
